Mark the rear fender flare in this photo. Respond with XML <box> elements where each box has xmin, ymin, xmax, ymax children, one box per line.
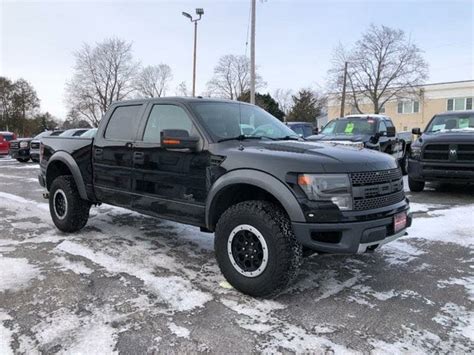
<box><xmin>46</xmin><ymin>151</ymin><xmax>88</xmax><ymax>200</ymax></box>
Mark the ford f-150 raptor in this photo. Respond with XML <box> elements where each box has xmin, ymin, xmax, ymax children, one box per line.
<box><xmin>39</xmin><ymin>98</ymin><xmax>412</xmax><ymax>297</ymax></box>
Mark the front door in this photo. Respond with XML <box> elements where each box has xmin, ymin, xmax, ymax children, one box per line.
<box><xmin>93</xmin><ymin>104</ymin><xmax>145</xmax><ymax>207</ymax></box>
<box><xmin>131</xmin><ymin>103</ymin><xmax>209</xmax><ymax>226</ymax></box>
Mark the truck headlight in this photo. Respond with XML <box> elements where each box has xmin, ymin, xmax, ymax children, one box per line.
<box><xmin>298</xmin><ymin>174</ymin><xmax>353</xmax><ymax>210</ymax></box>
<box><xmin>19</xmin><ymin>141</ymin><xmax>29</xmax><ymax>148</ymax></box>
<box><xmin>410</xmin><ymin>146</ymin><xmax>421</xmax><ymax>160</ymax></box>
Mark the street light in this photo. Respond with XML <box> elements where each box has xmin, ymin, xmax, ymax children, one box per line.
<box><xmin>182</xmin><ymin>8</ymin><xmax>204</xmax><ymax>97</ymax></box>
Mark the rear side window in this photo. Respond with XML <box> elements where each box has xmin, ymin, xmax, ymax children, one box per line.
<box><xmin>105</xmin><ymin>105</ymin><xmax>142</xmax><ymax>141</ymax></box>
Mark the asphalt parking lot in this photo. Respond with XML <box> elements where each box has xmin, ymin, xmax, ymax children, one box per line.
<box><xmin>0</xmin><ymin>156</ymin><xmax>473</xmax><ymax>353</ymax></box>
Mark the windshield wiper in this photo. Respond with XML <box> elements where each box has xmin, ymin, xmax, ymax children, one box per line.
<box><xmin>217</xmin><ymin>135</ymin><xmax>263</xmax><ymax>143</ymax></box>
<box><xmin>274</xmin><ymin>135</ymin><xmax>302</xmax><ymax>141</ymax></box>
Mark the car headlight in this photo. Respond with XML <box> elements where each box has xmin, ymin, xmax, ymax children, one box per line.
<box><xmin>410</xmin><ymin>146</ymin><xmax>421</xmax><ymax>160</ymax></box>
<box><xmin>19</xmin><ymin>141</ymin><xmax>29</xmax><ymax>148</ymax></box>
<box><xmin>298</xmin><ymin>174</ymin><xmax>353</xmax><ymax>210</ymax></box>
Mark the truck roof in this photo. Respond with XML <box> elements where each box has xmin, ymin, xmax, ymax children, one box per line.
<box><xmin>434</xmin><ymin>110</ymin><xmax>474</xmax><ymax>116</ymax></box>
<box><xmin>112</xmin><ymin>96</ymin><xmax>241</xmax><ymax>106</ymax></box>
<box><xmin>344</xmin><ymin>114</ymin><xmax>391</xmax><ymax>121</ymax></box>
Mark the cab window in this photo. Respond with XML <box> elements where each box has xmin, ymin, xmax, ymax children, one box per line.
<box><xmin>105</xmin><ymin>105</ymin><xmax>142</xmax><ymax>141</ymax></box>
<box><xmin>142</xmin><ymin>104</ymin><xmax>196</xmax><ymax>143</ymax></box>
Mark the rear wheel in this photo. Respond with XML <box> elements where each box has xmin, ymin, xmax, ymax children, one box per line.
<box><xmin>49</xmin><ymin>175</ymin><xmax>91</xmax><ymax>232</ymax></box>
<box><xmin>215</xmin><ymin>200</ymin><xmax>302</xmax><ymax>297</ymax></box>
<box><xmin>408</xmin><ymin>177</ymin><xmax>425</xmax><ymax>192</ymax></box>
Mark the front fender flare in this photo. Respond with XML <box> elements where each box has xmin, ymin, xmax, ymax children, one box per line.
<box><xmin>205</xmin><ymin>169</ymin><xmax>306</xmax><ymax>229</ymax></box>
<box><xmin>46</xmin><ymin>151</ymin><xmax>88</xmax><ymax>200</ymax></box>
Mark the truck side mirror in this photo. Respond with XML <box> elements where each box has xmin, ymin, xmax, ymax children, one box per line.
<box><xmin>412</xmin><ymin>127</ymin><xmax>421</xmax><ymax>135</ymax></box>
<box><xmin>386</xmin><ymin>126</ymin><xmax>396</xmax><ymax>137</ymax></box>
<box><xmin>161</xmin><ymin>129</ymin><xmax>200</xmax><ymax>151</ymax></box>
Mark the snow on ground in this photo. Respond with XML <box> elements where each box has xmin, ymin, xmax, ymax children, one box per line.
<box><xmin>0</xmin><ymin>165</ymin><xmax>473</xmax><ymax>353</ymax></box>
<box><xmin>0</xmin><ymin>256</ymin><xmax>41</xmax><ymax>292</ymax></box>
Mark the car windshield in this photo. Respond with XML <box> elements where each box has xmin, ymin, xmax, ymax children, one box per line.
<box><xmin>80</xmin><ymin>128</ymin><xmax>97</xmax><ymax>138</ymax></box>
<box><xmin>322</xmin><ymin>119</ymin><xmax>377</xmax><ymax>135</ymax></box>
<box><xmin>425</xmin><ymin>113</ymin><xmax>474</xmax><ymax>132</ymax></box>
<box><xmin>289</xmin><ymin>124</ymin><xmax>313</xmax><ymax>137</ymax></box>
<box><xmin>1</xmin><ymin>134</ymin><xmax>14</xmax><ymax>141</ymax></box>
<box><xmin>191</xmin><ymin>102</ymin><xmax>299</xmax><ymax>141</ymax></box>
<box><xmin>33</xmin><ymin>131</ymin><xmax>51</xmax><ymax>140</ymax></box>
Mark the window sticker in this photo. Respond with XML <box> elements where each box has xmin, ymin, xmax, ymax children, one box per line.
<box><xmin>344</xmin><ymin>122</ymin><xmax>354</xmax><ymax>134</ymax></box>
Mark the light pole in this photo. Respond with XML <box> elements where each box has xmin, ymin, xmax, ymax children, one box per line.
<box><xmin>182</xmin><ymin>8</ymin><xmax>204</xmax><ymax>97</ymax></box>
<box><xmin>340</xmin><ymin>61</ymin><xmax>348</xmax><ymax>117</ymax></box>
<box><xmin>250</xmin><ymin>0</ymin><xmax>256</xmax><ymax>104</ymax></box>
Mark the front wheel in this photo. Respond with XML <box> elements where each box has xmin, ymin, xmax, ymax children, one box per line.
<box><xmin>215</xmin><ymin>201</ymin><xmax>302</xmax><ymax>297</ymax></box>
<box><xmin>49</xmin><ymin>175</ymin><xmax>91</xmax><ymax>232</ymax></box>
<box><xmin>408</xmin><ymin>177</ymin><xmax>425</xmax><ymax>192</ymax></box>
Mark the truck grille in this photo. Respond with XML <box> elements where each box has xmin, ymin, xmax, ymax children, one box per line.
<box><xmin>30</xmin><ymin>142</ymin><xmax>40</xmax><ymax>149</ymax></box>
<box><xmin>10</xmin><ymin>141</ymin><xmax>19</xmax><ymax>149</ymax></box>
<box><xmin>350</xmin><ymin>168</ymin><xmax>405</xmax><ymax>211</ymax></box>
<box><xmin>423</xmin><ymin>144</ymin><xmax>474</xmax><ymax>162</ymax></box>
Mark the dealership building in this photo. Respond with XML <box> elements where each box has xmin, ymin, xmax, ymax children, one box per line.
<box><xmin>327</xmin><ymin>80</ymin><xmax>474</xmax><ymax>132</ymax></box>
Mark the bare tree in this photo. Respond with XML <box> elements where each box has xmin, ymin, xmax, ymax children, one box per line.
<box><xmin>273</xmin><ymin>88</ymin><xmax>293</xmax><ymax>118</ymax></box>
<box><xmin>206</xmin><ymin>54</ymin><xmax>265</xmax><ymax>100</ymax></box>
<box><xmin>175</xmin><ymin>81</ymin><xmax>189</xmax><ymax>97</ymax></box>
<box><xmin>328</xmin><ymin>25</ymin><xmax>428</xmax><ymax>114</ymax></box>
<box><xmin>65</xmin><ymin>38</ymin><xmax>140</xmax><ymax>127</ymax></box>
<box><xmin>135</xmin><ymin>64</ymin><xmax>173</xmax><ymax>98</ymax></box>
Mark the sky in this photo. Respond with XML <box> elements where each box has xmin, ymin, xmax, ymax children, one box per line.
<box><xmin>1</xmin><ymin>0</ymin><xmax>473</xmax><ymax>119</ymax></box>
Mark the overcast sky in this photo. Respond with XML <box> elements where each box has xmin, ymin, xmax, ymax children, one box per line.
<box><xmin>1</xmin><ymin>0</ymin><xmax>473</xmax><ymax>118</ymax></box>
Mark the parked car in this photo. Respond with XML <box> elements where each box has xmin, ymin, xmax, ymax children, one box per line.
<box><xmin>58</xmin><ymin>128</ymin><xmax>90</xmax><ymax>137</ymax></box>
<box><xmin>9</xmin><ymin>137</ymin><xmax>34</xmax><ymax>162</ymax></box>
<box><xmin>0</xmin><ymin>131</ymin><xmax>16</xmax><ymax>156</ymax></box>
<box><xmin>408</xmin><ymin>110</ymin><xmax>474</xmax><ymax>192</ymax></box>
<box><xmin>308</xmin><ymin>115</ymin><xmax>412</xmax><ymax>174</ymax></box>
<box><xmin>30</xmin><ymin>130</ymin><xmax>64</xmax><ymax>162</ymax></box>
<box><xmin>39</xmin><ymin>98</ymin><xmax>411</xmax><ymax>297</ymax></box>
<box><xmin>286</xmin><ymin>122</ymin><xmax>315</xmax><ymax>138</ymax></box>
<box><xmin>80</xmin><ymin>128</ymin><xmax>97</xmax><ymax>138</ymax></box>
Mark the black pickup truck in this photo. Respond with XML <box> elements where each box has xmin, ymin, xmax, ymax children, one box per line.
<box><xmin>308</xmin><ymin>115</ymin><xmax>412</xmax><ymax>174</ymax></box>
<box><xmin>39</xmin><ymin>98</ymin><xmax>411</xmax><ymax>297</ymax></box>
<box><xmin>408</xmin><ymin>111</ymin><xmax>474</xmax><ymax>192</ymax></box>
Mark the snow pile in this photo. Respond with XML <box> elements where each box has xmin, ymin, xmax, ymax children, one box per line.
<box><xmin>0</xmin><ymin>256</ymin><xmax>41</xmax><ymax>292</ymax></box>
<box><xmin>168</xmin><ymin>322</ymin><xmax>190</xmax><ymax>338</ymax></box>
<box><xmin>407</xmin><ymin>205</ymin><xmax>474</xmax><ymax>247</ymax></box>
<box><xmin>0</xmin><ymin>312</ymin><xmax>14</xmax><ymax>355</ymax></box>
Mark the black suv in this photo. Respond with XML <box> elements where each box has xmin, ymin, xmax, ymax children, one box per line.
<box><xmin>39</xmin><ymin>98</ymin><xmax>411</xmax><ymax>297</ymax></box>
<box><xmin>408</xmin><ymin>110</ymin><xmax>474</xmax><ymax>191</ymax></box>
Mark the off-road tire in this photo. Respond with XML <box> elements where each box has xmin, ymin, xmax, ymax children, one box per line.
<box><xmin>408</xmin><ymin>177</ymin><xmax>425</xmax><ymax>192</ymax></box>
<box><xmin>49</xmin><ymin>175</ymin><xmax>91</xmax><ymax>232</ymax></box>
<box><xmin>16</xmin><ymin>158</ymin><xmax>29</xmax><ymax>163</ymax></box>
<box><xmin>215</xmin><ymin>200</ymin><xmax>303</xmax><ymax>297</ymax></box>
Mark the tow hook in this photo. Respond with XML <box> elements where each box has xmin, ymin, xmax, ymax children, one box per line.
<box><xmin>43</xmin><ymin>192</ymin><xmax>49</xmax><ymax>199</ymax></box>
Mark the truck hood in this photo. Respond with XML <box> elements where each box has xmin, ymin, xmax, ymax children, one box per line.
<box><xmin>420</xmin><ymin>131</ymin><xmax>474</xmax><ymax>144</ymax></box>
<box><xmin>308</xmin><ymin>133</ymin><xmax>371</xmax><ymax>143</ymax></box>
<box><xmin>218</xmin><ymin>140</ymin><xmax>397</xmax><ymax>174</ymax></box>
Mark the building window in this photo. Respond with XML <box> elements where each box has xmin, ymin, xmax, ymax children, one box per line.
<box><xmin>447</xmin><ymin>97</ymin><xmax>473</xmax><ymax>111</ymax></box>
<box><xmin>397</xmin><ymin>100</ymin><xmax>419</xmax><ymax>114</ymax></box>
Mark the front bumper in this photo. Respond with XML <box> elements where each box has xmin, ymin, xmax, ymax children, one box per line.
<box><xmin>10</xmin><ymin>149</ymin><xmax>30</xmax><ymax>159</ymax></box>
<box><xmin>409</xmin><ymin>159</ymin><xmax>474</xmax><ymax>183</ymax></box>
<box><xmin>292</xmin><ymin>209</ymin><xmax>412</xmax><ymax>254</ymax></box>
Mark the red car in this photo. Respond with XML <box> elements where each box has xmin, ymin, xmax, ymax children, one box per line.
<box><xmin>0</xmin><ymin>131</ymin><xmax>16</xmax><ymax>156</ymax></box>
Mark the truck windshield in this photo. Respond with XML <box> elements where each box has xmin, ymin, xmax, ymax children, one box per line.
<box><xmin>425</xmin><ymin>114</ymin><xmax>474</xmax><ymax>132</ymax></box>
<box><xmin>191</xmin><ymin>102</ymin><xmax>298</xmax><ymax>141</ymax></box>
<box><xmin>322</xmin><ymin>119</ymin><xmax>376</xmax><ymax>135</ymax></box>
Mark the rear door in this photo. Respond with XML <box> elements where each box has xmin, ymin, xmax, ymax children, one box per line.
<box><xmin>93</xmin><ymin>103</ymin><xmax>146</xmax><ymax>207</ymax></box>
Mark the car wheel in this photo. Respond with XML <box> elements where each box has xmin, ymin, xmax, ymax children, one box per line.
<box><xmin>408</xmin><ymin>177</ymin><xmax>425</xmax><ymax>192</ymax></box>
<box><xmin>215</xmin><ymin>200</ymin><xmax>303</xmax><ymax>297</ymax></box>
<box><xmin>16</xmin><ymin>158</ymin><xmax>29</xmax><ymax>163</ymax></box>
<box><xmin>49</xmin><ymin>175</ymin><xmax>91</xmax><ymax>232</ymax></box>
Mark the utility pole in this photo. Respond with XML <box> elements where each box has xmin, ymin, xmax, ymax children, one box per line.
<box><xmin>340</xmin><ymin>61</ymin><xmax>348</xmax><ymax>117</ymax></box>
<box><xmin>250</xmin><ymin>0</ymin><xmax>256</xmax><ymax>104</ymax></box>
<box><xmin>182</xmin><ymin>8</ymin><xmax>204</xmax><ymax>97</ymax></box>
